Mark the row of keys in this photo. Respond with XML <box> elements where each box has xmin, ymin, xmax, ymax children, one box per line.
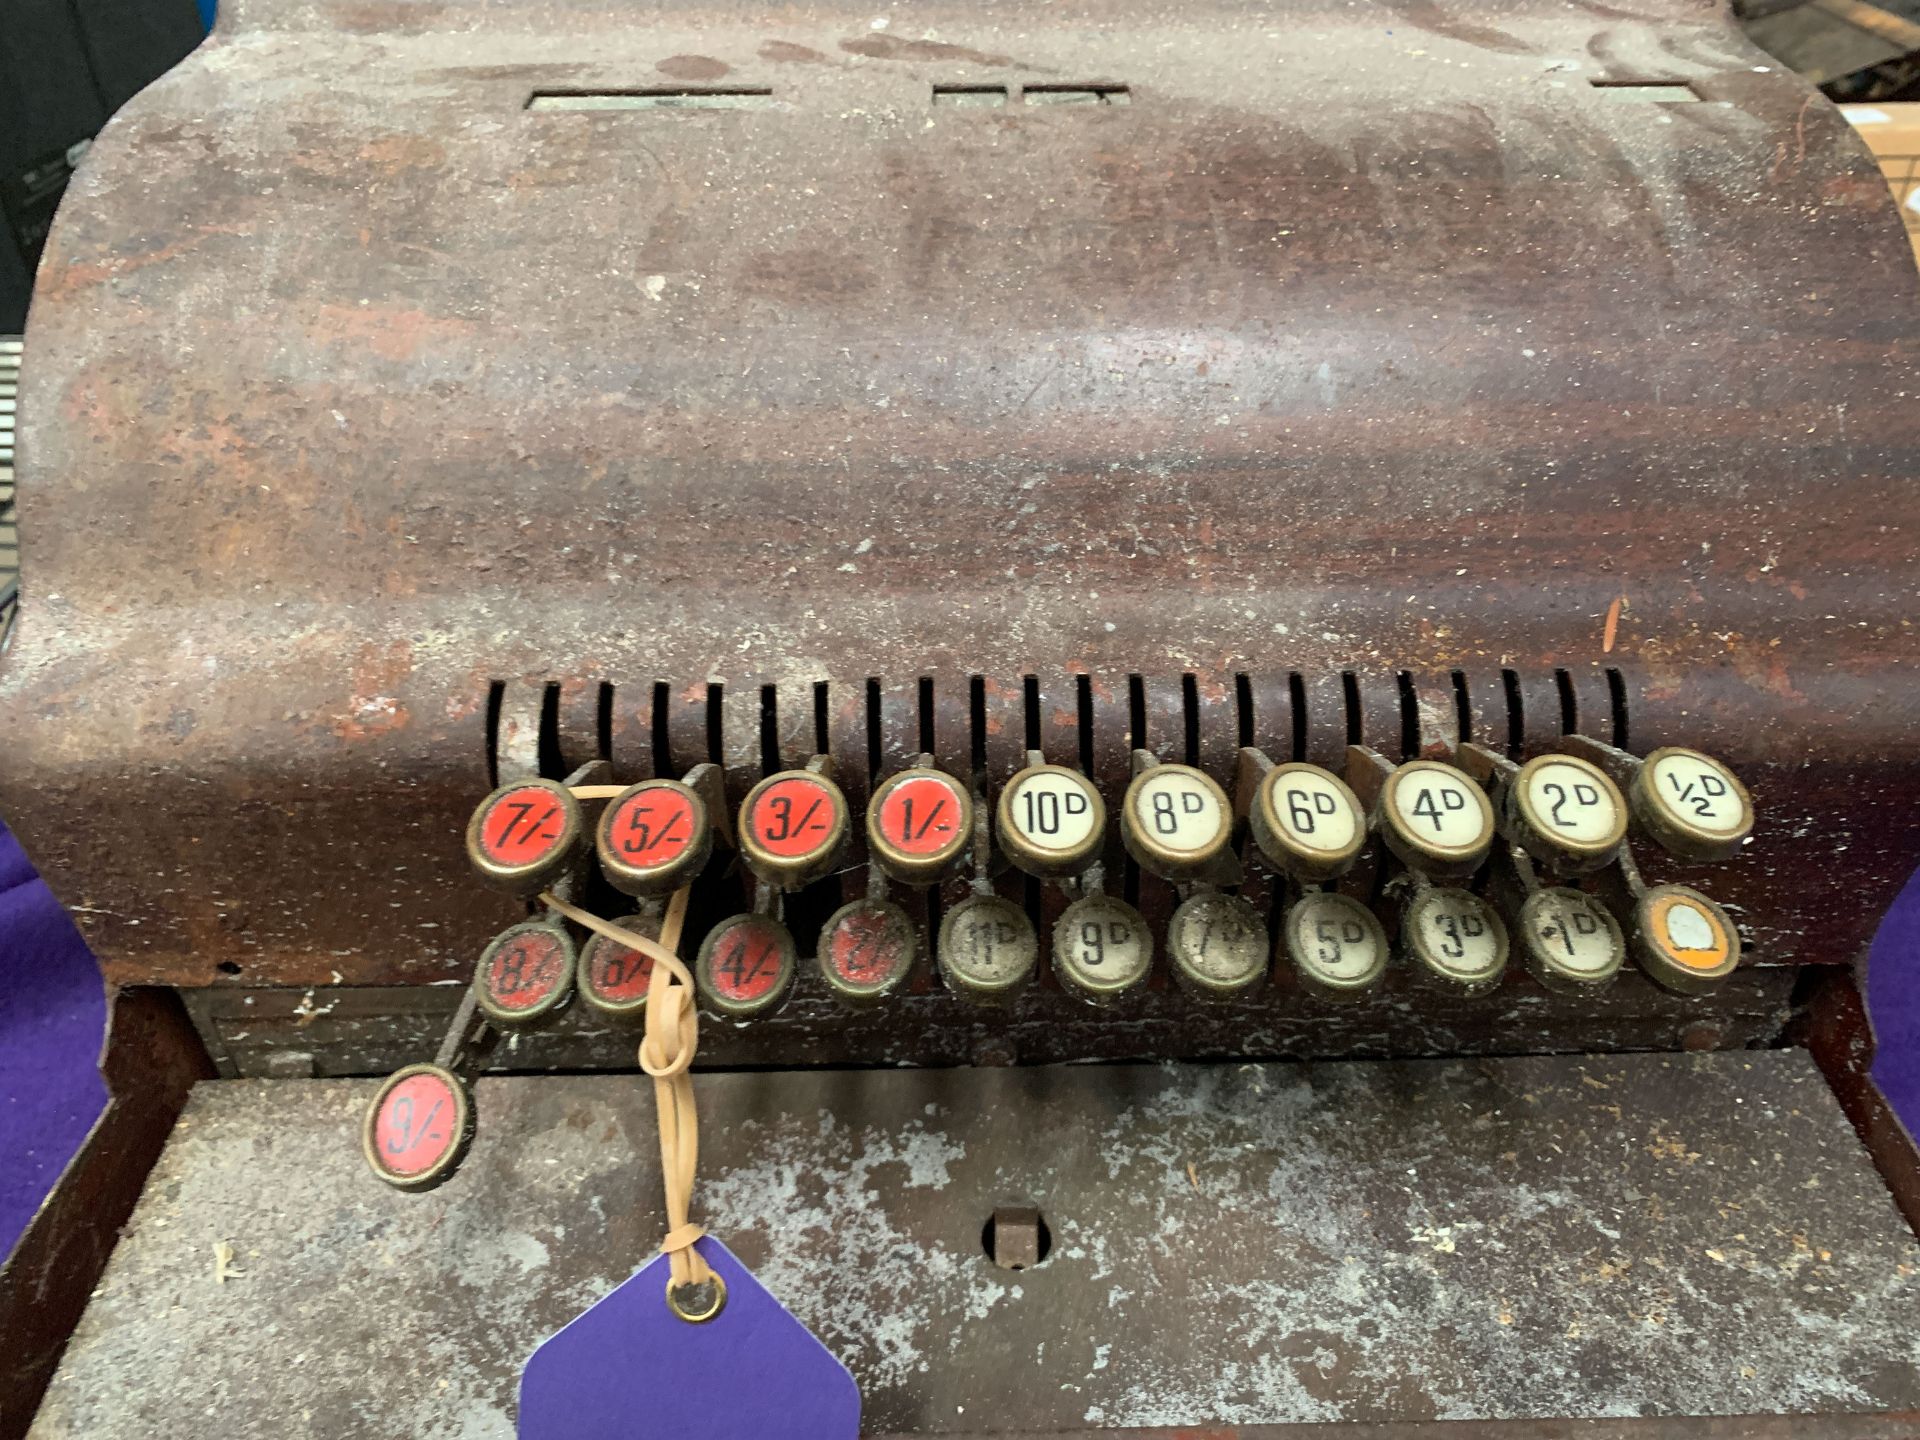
<box><xmin>463</xmin><ymin>862</ymin><xmax>1740</xmax><ymax>1029</ymax></box>
<box><xmin>465</xmin><ymin>742</ymin><xmax>1751</xmax><ymax>900</ymax></box>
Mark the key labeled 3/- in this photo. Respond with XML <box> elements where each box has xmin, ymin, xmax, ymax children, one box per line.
<box><xmin>740</xmin><ymin>771</ymin><xmax>849</xmax><ymax>890</ymax></box>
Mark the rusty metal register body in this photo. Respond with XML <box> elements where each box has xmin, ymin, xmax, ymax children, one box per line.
<box><xmin>5</xmin><ymin>0</ymin><xmax>1920</xmax><ymax>1434</ymax></box>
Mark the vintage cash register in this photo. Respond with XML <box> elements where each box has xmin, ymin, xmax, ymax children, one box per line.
<box><xmin>4</xmin><ymin>0</ymin><xmax>1920</xmax><ymax>1432</ymax></box>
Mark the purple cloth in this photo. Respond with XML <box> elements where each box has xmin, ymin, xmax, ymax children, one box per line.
<box><xmin>1868</xmin><ymin>865</ymin><xmax>1920</xmax><ymax>1138</ymax></box>
<box><xmin>0</xmin><ymin>818</ymin><xmax>108</xmax><ymax>1259</ymax></box>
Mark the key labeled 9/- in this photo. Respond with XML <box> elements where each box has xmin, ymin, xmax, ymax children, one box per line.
<box><xmin>1251</xmin><ymin>763</ymin><xmax>1367</xmax><ymax>882</ymax></box>
<box><xmin>1121</xmin><ymin>764</ymin><xmax>1233</xmax><ymax>881</ymax></box>
<box><xmin>1518</xmin><ymin>888</ymin><xmax>1624</xmax><ymax>991</ymax></box>
<box><xmin>1401</xmin><ymin>886</ymin><xmax>1508</xmax><ymax>993</ymax></box>
<box><xmin>596</xmin><ymin>779</ymin><xmax>712</xmax><ymax>896</ymax></box>
<box><xmin>363</xmin><ymin>1064</ymin><xmax>475</xmax><ymax>1192</ymax></box>
<box><xmin>1285</xmin><ymin>891</ymin><xmax>1389</xmax><ymax>1000</ymax></box>
<box><xmin>1631</xmin><ymin>748</ymin><xmax>1754</xmax><ymax>862</ymax></box>
<box><xmin>998</xmin><ymin>763</ymin><xmax>1106</xmax><ymax>878</ymax></box>
<box><xmin>1052</xmin><ymin>893</ymin><xmax>1152</xmax><ymax>1004</ymax></box>
<box><xmin>1633</xmin><ymin>885</ymin><xmax>1740</xmax><ymax>994</ymax></box>
<box><xmin>1505</xmin><ymin>756</ymin><xmax>1626</xmax><ymax>874</ymax></box>
<box><xmin>1378</xmin><ymin>761</ymin><xmax>1494</xmax><ymax>879</ymax></box>
<box><xmin>466</xmin><ymin>778</ymin><xmax>583</xmax><ymax>895</ymax></box>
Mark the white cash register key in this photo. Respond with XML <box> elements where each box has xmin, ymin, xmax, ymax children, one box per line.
<box><xmin>1120</xmin><ymin>763</ymin><xmax>1233</xmax><ymax>882</ymax></box>
<box><xmin>1631</xmin><ymin>747</ymin><xmax>1754</xmax><ymax>862</ymax></box>
<box><xmin>1378</xmin><ymin>759</ymin><xmax>1494</xmax><ymax>878</ymax></box>
<box><xmin>1507</xmin><ymin>754</ymin><xmax>1627</xmax><ymax>873</ymax></box>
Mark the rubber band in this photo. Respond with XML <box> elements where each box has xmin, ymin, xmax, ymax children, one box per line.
<box><xmin>539</xmin><ymin>885</ymin><xmax>713</xmax><ymax>1291</ymax></box>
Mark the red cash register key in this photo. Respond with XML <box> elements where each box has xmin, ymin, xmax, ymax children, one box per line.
<box><xmin>587</xmin><ymin>932</ymin><xmax>655</xmax><ymax>1005</ymax></box>
<box><xmin>746</xmin><ymin>775</ymin><xmax>840</xmax><ymax>860</ymax></box>
<box><xmin>363</xmin><ymin>1065</ymin><xmax>472</xmax><ymax>1191</ymax></box>
<box><xmin>476</xmin><ymin>784</ymin><xmax>571</xmax><ymax>867</ymax></box>
<box><xmin>481</xmin><ymin>927</ymin><xmax>570</xmax><ymax>1012</ymax></box>
<box><xmin>875</xmin><ymin>774</ymin><xmax>965</xmax><ymax>857</ymax></box>
<box><xmin>603</xmin><ymin>784</ymin><xmax>701</xmax><ymax>871</ymax></box>
<box><xmin>830</xmin><ymin>910</ymin><xmax>900</xmax><ymax>985</ymax></box>
<box><xmin>707</xmin><ymin>918</ymin><xmax>786</xmax><ymax>1004</ymax></box>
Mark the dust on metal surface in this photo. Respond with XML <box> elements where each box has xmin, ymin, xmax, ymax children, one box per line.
<box><xmin>1</xmin><ymin>0</ymin><xmax>1918</xmax><ymax>996</ymax></box>
<box><xmin>30</xmin><ymin>1051</ymin><xmax>1920</xmax><ymax>1436</ymax></box>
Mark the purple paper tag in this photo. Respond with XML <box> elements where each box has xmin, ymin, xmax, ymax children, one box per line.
<box><xmin>519</xmin><ymin>1237</ymin><xmax>860</xmax><ymax>1440</ymax></box>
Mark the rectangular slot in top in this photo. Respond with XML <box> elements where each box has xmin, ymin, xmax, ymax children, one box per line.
<box><xmin>1023</xmin><ymin>83</ymin><xmax>1131</xmax><ymax>105</ymax></box>
<box><xmin>526</xmin><ymin>89</ymin><xmax>774</xmax><ymax>111</ymax></box>
<box><xmin>1588</xmin><ymin>79</ymin><xmax>1700</xmax><ymax>101</ymax></box>
<box><xmin>933</xmin><ymin>84</ymin><xmax>1010</xmax><ymax>107</ymax></box>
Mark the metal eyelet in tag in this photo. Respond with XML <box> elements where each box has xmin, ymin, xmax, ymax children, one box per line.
<box><xmin>519</xmin><ymin>1236</ymin><xmax>859</xmax><ymax>1439</ymax></box>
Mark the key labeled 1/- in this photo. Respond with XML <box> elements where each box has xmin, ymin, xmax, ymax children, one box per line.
<box><xmin>869</xmin><ymin>768</ymin><xmax>973</xmax><ymax>885</ymax></box>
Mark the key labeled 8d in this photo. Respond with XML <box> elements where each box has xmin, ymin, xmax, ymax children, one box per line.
<box><xmin>1121</xmin><ymin>763</ymin><xmax>1232</xmax><ymax>881</ymax></box>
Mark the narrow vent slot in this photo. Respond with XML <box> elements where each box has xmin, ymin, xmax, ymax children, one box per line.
<box><xmin>1288</xmin><ymin>672</ymin><xmax>1307</xmax><ymax>762</ymax></box>
<box><xmin>813</xmin><ymin>680</ymin><xmax>831</xmax><ymax>756</ymax></box>
<box><xmin>933</xmin><ymin>84</ymin><xmax>1008</xmax><ymax>107</ymax></box>
<box><xmin>1023</xmin><ymin>83</ymin><xmax>1130</xmax><ymax>105</ymax></box>
<box><xmin>1500</xmin><ymin>670</ymin><xmax>1524</xmax><ymax>759</ymax></box>
<box><xmin>1396</xmin><ymin>672</ymin><xmax>1419</xmax><ymax>760</ymax></box>
<box><xmin>1234</xmin><ymin>673</ymin><xmax>1254</xmax><ymax>748</ymax></box>
<box><xmin>1181</xmin><ymin>673</ymin><xmax>1200</xmax><ymax>767</ymax></box>
<box><xmin>1587</xmin><ymin>79</ymin><xmax>1699</xmax><ymax>102</ymax></box>
<box><xmin>650</xmin><ymin>681</ymin><xmax>671</xmax><ymax>777</ymax></box>
<box><xmin>538</xmin><ymin>682</ymin><xmax>564</xmax><ymax>778</ymax></box>
<box><xmin>484</xmin><ymin>680</ymin><xmax>506</xmax><ymax>788</ymax></box>
<box><xmin>759</xmin><ymin>683</ymin><xmax>780</xmax><ymax>778</ymax></box>
<box><xmin>1127</xmin><ymin>674</ymin><xmax>1147</xmax><ymax>751</ymax></box>
<box><xmin>1340</xmin><ymin>672</ymin><xmax>1362</xmax><ymax>747</ymax></box>
<box><xmin>1554</xmin><ymin>669</ymin><xmax>1578</xmax><ymax>736</ymax></box>
<box><xmin>596</xmin><ymin>682</ymin><xmax>614</xmax><ymax>763</ymax></box>
<box><xmin>973</xmin><ymin>675</ymin><xmax>991</xmax><ymax>780</ymax></box>
<box><xmin>1075</xmin><ymin>674</ymin><xmax>1094</xmax><ymax>774</ymax></box>
<box><xmin>917</xmin><ymin>676</ymin><xmax>935</xmax><ymax>756</ymax></box>
<box><xmin>1450</xmin><ymin>671</ymin><xmax>1472</xmax><ymax>747</ymax></box>
<box><xmin>1607</xmin><ymin>667</ymin><xmax>1631</xmax><ymax>750</ymax></box>
<box><xmin>865</xmin><ymin>678</ymin><xmax>882</xmax><ymax>781</ymax></box>
<box><xmin>1022</xmin><ymin>675</ymin><xmax>1041</xmax><ymax>752</ymax></box>
<box><xmin>705</xmin><ymin>683</ymin><xmax>724</xmax><ymax>765</ymax></box>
